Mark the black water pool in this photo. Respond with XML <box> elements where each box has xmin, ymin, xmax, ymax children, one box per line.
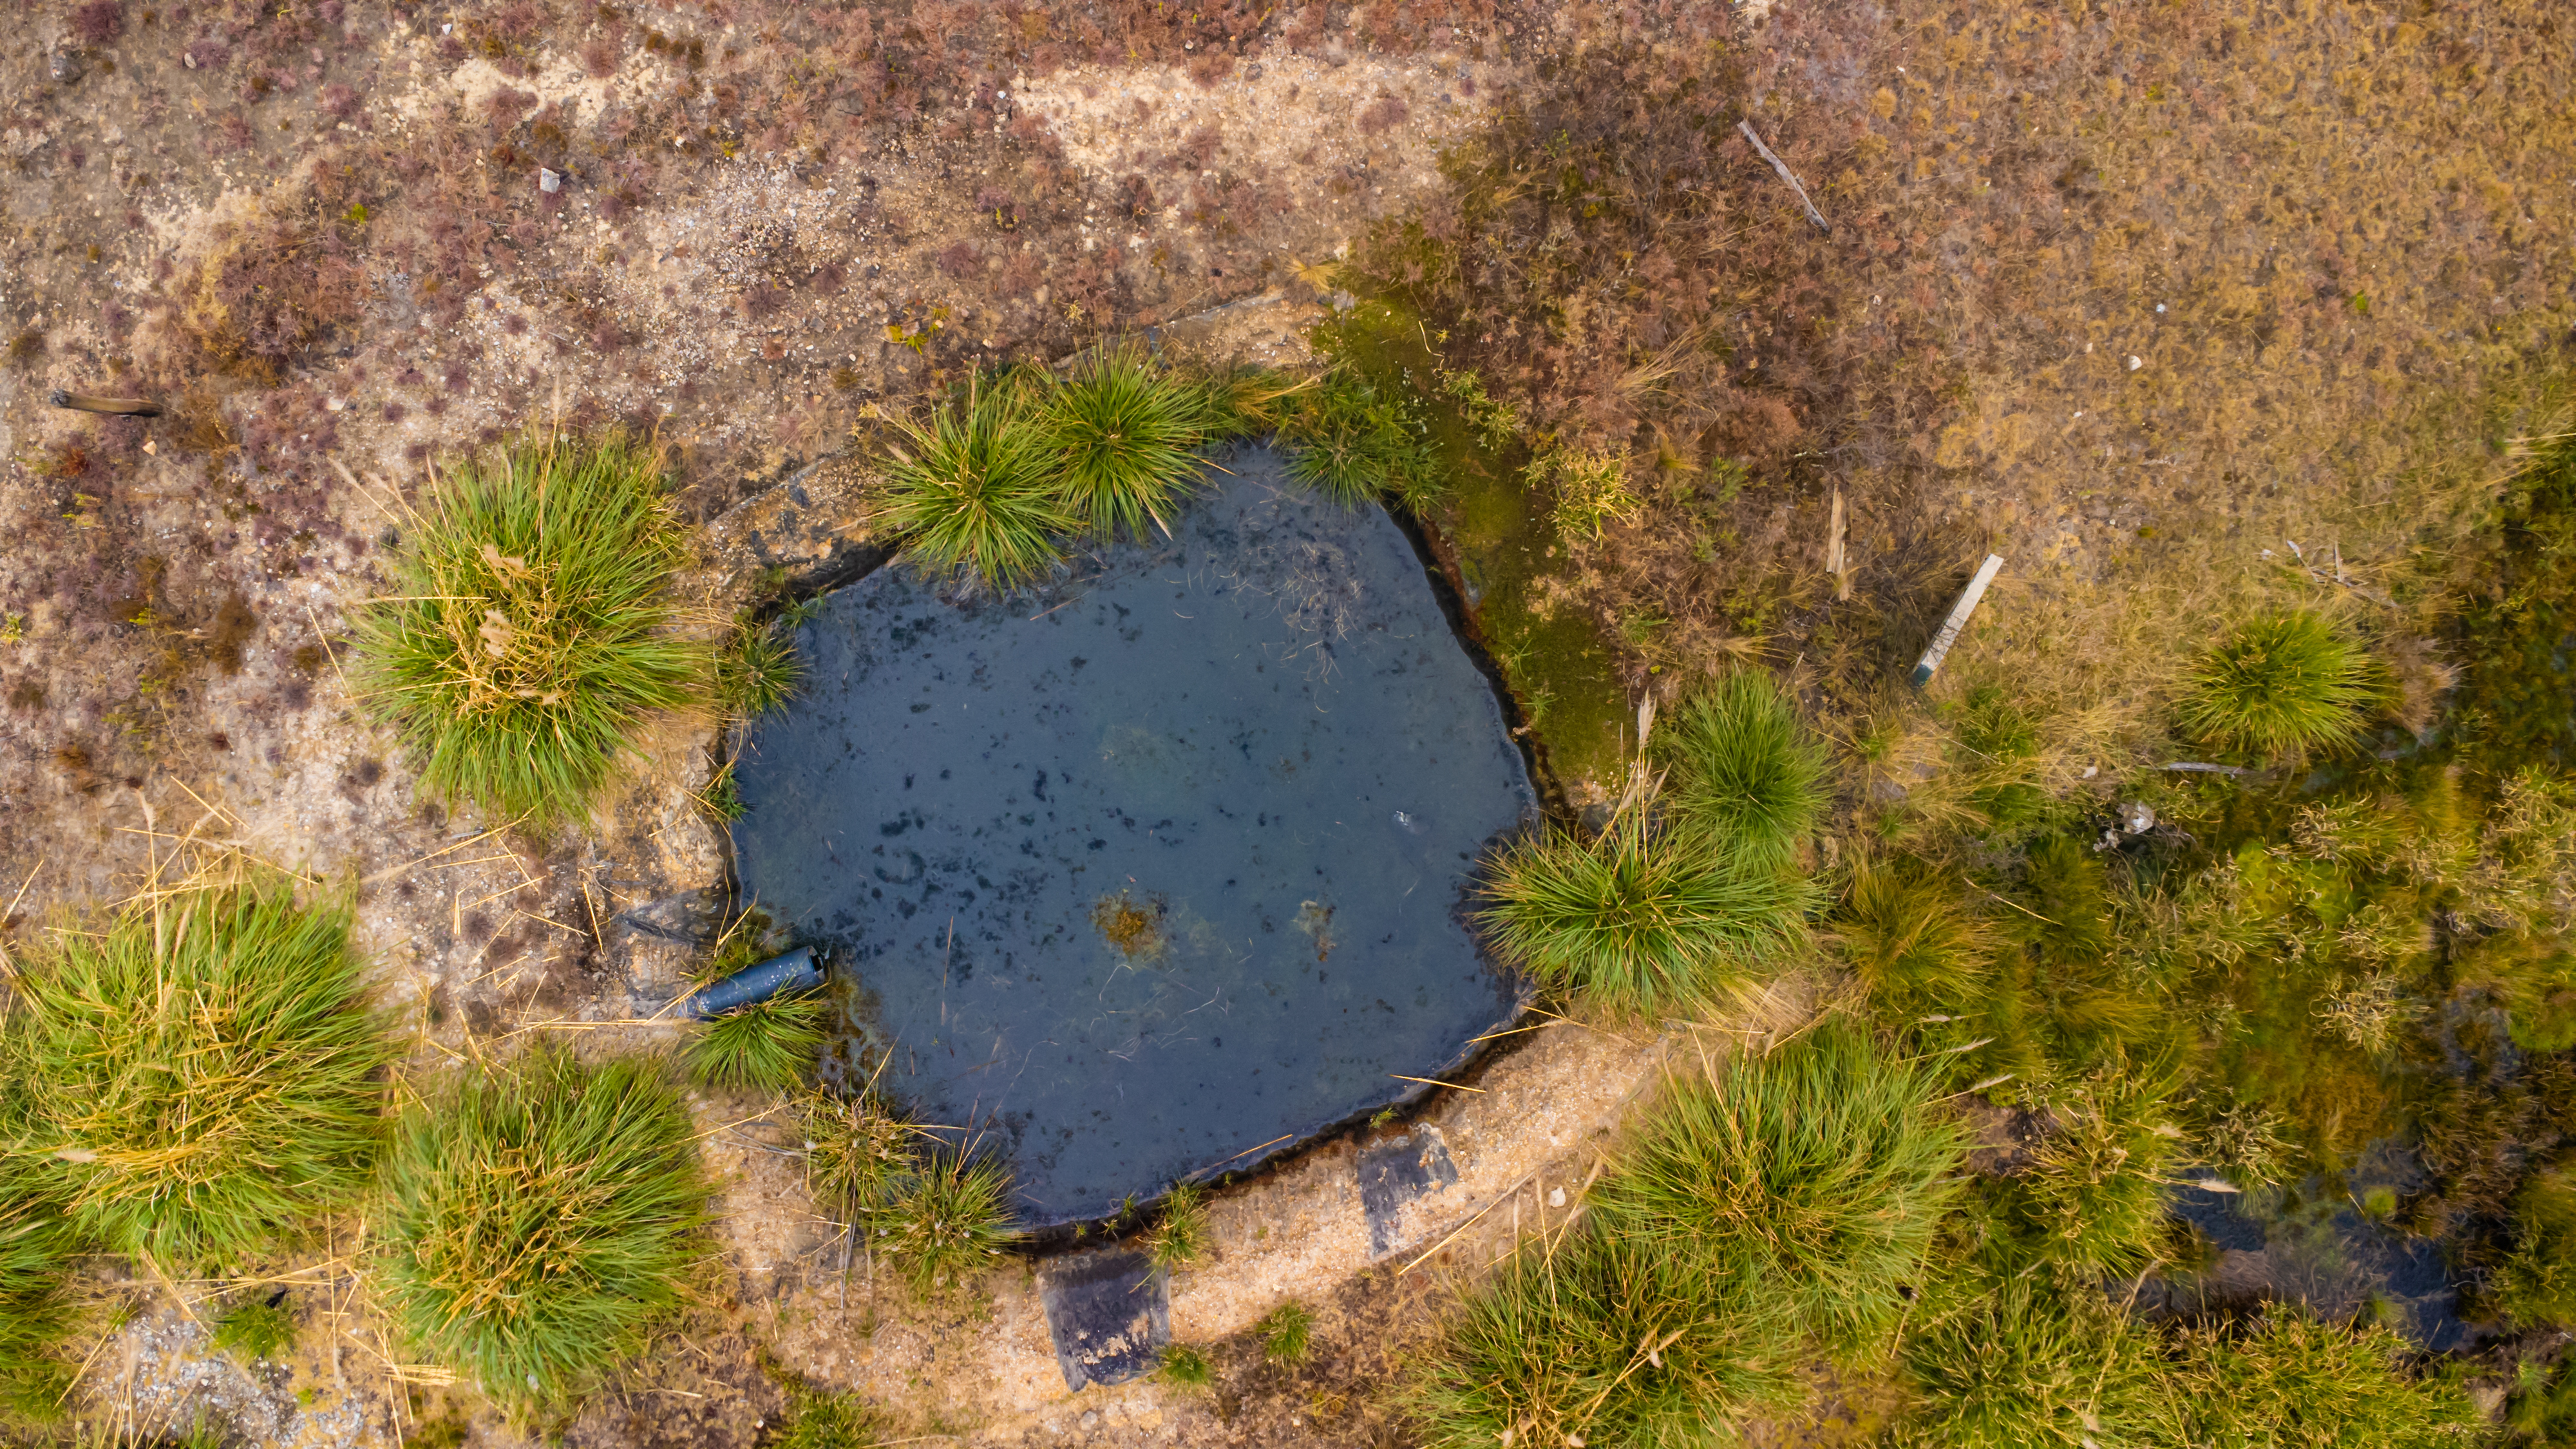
<box><xmin>730</xmin><ymin>450</ymin><xmax>1537</xmax><ymax>1227</ymax></box>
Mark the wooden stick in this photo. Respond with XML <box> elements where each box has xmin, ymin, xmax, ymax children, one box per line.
<box><xmin>49</xmin><ymin>390</ymin><xmax>162</xmax><ymax>417</ymax></box>
<box><xmin>1737</xmin><ymin>120</ymin><xmax>1830</xmax><ymax>232</ymax></box>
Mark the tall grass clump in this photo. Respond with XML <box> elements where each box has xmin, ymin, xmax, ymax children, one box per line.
<box><xmin>1142</xmin><ymin>1182</ymin><xmax>1209</xmax><ymax>1271</ymax></box>
<box><xmin>801</xmin><ymin>1086</ymin><xmax>913</xmax><ymax>1221</ymax></box>
<box><xmin>684</xmin><ymin>994</ymin><xmax>828</xmax><ymax>1094</ymax></box>
<box><xmin>1895</xmin><ymin>1274</ymin><xmax>2173</xmax><ymax>1449</ymax></box>
<box><xmin>0</xmin><ymin>1193</ymin><xmax>77</xmax><ymax>1423</ymax></box>
<box><xmin>876</xmin><ymin>375</ymin><xmax>1074</xmax><ymax>591</ymax></box>
<box><xmin>1835</xmin><ymin>857</ymin><xmax>1992</xmax><ymax>1023</ymax></box>
<box><xmin>1406</xmin><ymin>1229</ymin><xmax>1807</xmax><ymax>1449</ymax></box>
<box><xmin>1042</xmin><ymin>348</ymin><xmax>1208</xmax><ymax>540</ymax></box>
<box><xmin>1479</xmin><ymin>815</ymin><xmax>1816</xmax><ymax>1016</ymax></box>
<box><xmin>867</xmin><ymin>1148</ymin><xmax>1018</xmax><ymax>1297</ymax></box>
<box><xmin>1591</xmin><ymin>1021</ymin><xmax>1971</xmax><ymax>1355</ymax></box>
<box><xmin>1657</xmin><ymin>672</ymin><xmax>1830</xmax><ymax>869</ymax></box>
<box><xmin>1987</xmin><ymin>1061</ymin><xmax>2183</xmax><ymax>1278</ymax></box>
<box><xmin>715</xmin><ymin>613</ymin><xmax>801</xmax><ymax>719</ymax></box>
<box><xmin>353</xmin><ymin>435</ymin><xmax>704</xmax><ymax>826</ymax></box>
<box><xmin>1278</xmin><ymin>364</ymin><xmax>1439</xmax><ymax>508</ymax></box>
<box><xmin>2174</xmin><ymin>1309</ymin><xmax>2477</xmax><ymax>1448</ymax></box>
<box><xmin>2174</xmin><ymin>610</ymin><xmax>2381</xmax><ymax>759</ymax></box>
<box><xmin>372</xmin><ymin>1048</ymin><xmax>711</xmax><ymax>1421</ymax></box>
<box><xmin>4</xmin><ymin>886</ymin><xmax>394</xmax><ymax>1267</ymax></box>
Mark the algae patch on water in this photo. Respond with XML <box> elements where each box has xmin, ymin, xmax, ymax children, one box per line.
<box><xmin>1313</xmin><ymin>301</ymin><xmax>1632</xmax><ymax>796</ymax></box>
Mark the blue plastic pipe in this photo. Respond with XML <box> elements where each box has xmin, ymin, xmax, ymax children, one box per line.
<box><xmin>686</xmin><ymin>945</ymin><xmax>824</xmax><ymax>1019</ymax></box>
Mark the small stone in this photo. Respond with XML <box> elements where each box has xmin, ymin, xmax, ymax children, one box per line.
<box><xmin>1079</xmin><ymin>1412</ymin><xmax>1099</xmax><ymax>1430</ymax></box>
<box><xmin>48</xmin><ymin>51</ymin><xmax>82</xmax><ymax>84</ymax></box>
<box><xmin>2119</xmin><ymin>802</ymin><xmax>2157</xmax><ymax>835</ymax></box>
<box><xmin>1548</xmin><ymin>1187</ymin><xmax>1565</xmax><ymax>1208</ymax></box>
<box><xmin>540</xmin><ymin>167</ymin><xmax>562</xmax><ymax>193</ymax></box>
<box><xmin>2126</xmin><ymin>355</ymin><xmax>2143</xmax><ymax>371</ymax></box>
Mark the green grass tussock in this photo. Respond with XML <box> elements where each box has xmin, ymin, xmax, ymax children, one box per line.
<box><xmin>2173</xmin><ymin>1308</ymin><xmax>2478</xmax><ymax>1449</ymax></box>
<box><xmin>1258</xmin><ymin>1300</ymin><xmax>1313</xmax><ymax>1365</ymax></box>
<box><xmin>716</xmin><ymin>613</ymin><xmax>802</xmax><ymax>719</ymax></box>
<box><xmin>2495</xmin><ymin>1166</ymin><xmax>2576</xmax><ymax>1329</ymax></box>
<box><xmin>1986</xmin><ymin>1061</ymin><xmax>2184</xmax><ymax>1278</ymax></box>
<box><xmin>4</xmin><ymin>885</ymin><xmax>394</xmax><ymax>1268</ymax></box>
<box><xmin>685</xmin><ymin>993</ymin><xmax>828</xmax><ymax>1094</ymax></box>
<box><xmin>1592</xmin><ymin>1021</ymin><xmax>1971</xmax><ymax>1356</ymax></box>
<box><xmin>211</xmin><ymin>1293</ymin><xmax>298</xmax><ymax>1363</ymax></box>
<box><xmin>877</xmin><ymin>375</ymin><xmax>1077</xmax><ymax>591</ymax></box>
<box><xmin>0</xmin><ymin>1192</ymin><xmax>77</xmax><ymax>1424</ymax></box>
<box><xmin>1895</xmin><ymin>1273</ymin><xmax>2172</xmax><ymax>1449</ymax></box>
<box><xmin>1043</xmin><ymin>348</ymin><xmax>1209</xmax><ymax>541</ymax></box>
<box><xmin>1406</xmin><ymin>1229</ymin><xmax>1807</xmax><ymax>1449</ymax></box>
<box><xmin>1142</xmin><ymin>1182</ymin><xmax>1209</xmax><ymax>1271</ymax></box>
<box><xmin>371</xmin><ymin>1048</ymin><xmax>711</xmax><ymax>1421</ymax></box>
<box><xmin>1479</xmin><ymin>815</ymin><xmax>1816</xmax><ymax>1017</ymax></box>
<box><xmin>866</xmin><ymin>1148</ymin><xmax>1018</xmax><ymax>1298</ymax></box>
<box><xmin>774</xmin><ymin>1385</ymin><xmax>886</xmax><ymax>1449</ymax></box>
<box><xmin>1835</xmin><ymin>857</ymin><xmax>1992</xmax><ymax>1022</ymax></box>
<box><xmin>2175</xmin><ymin>611</ymin><xmax>2382</xmax><ymax>760</ymax></box>
<box><xmin>1656</xmin><ymin>672</ymin><xmax>1830</xmax><ymax>871</ymax></box>
<box><xmin>353</xmin><ymin>435</ymin><xmax>706</xmax><ymax>826</ymax></box>
<box><xmin>1410</xmin><ymin>1024</ymin><xmax>1964</xmax><ymax>1447</ymax></box>
<box><xmin>800</xmin><ymin>1087</ymin><xmax>914</xmax><ymax>1220</ymax></box>
<box><xmin>1278</xmin><ymin>364</ymin><xmax>1440</xmax><ymax>508</ymax></box>
<box><xmin>1157</xmin><ymin>1341</ymin><xmax>1216</xmax><ymax>1387</ymax></box>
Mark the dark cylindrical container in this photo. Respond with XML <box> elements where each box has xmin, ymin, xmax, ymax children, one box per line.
<box><xmin>685</xmin><ymin>945</ymin><xmax>823</xmax><ymax>1019</ymax></box>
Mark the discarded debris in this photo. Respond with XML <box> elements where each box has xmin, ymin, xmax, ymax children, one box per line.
<box><xmin>1909</xmin><ymin>554</ymin><xmax>2004</xmax><ymax>687</ymax></box>
<box><xmin>49</xmin><ymin>390</ymin><xmax>161</xmax><ymax>417</ymax></box>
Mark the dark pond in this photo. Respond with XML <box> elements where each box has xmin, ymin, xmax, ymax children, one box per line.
<box><xmin>730</xmin><ymin>450</ymin><xmax>1537</xmax><ymax>1227</ymax></box>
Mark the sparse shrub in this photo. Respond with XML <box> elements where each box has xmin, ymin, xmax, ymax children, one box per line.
<box><xmin>715</xmin><ymin>614</ymin><xmax>800</xmax><ymax>719</ymax></box>
<box><xmin>875</xmin><ymin>375</ymin><xmax>1073</xmax><ymax>591</ymax></box>
<box><xmin>1259</xmin><ymin>1300</ymin><xmax>1312</xmax><ymax>1365</ymax></box>
<box><xmin>2174</xmin><ymin>1307</ymin><xmax>2477</xmax><ymax>1448</ymax></box>
<box><xmin>181</xmin><ymin>221</ymin><xmax>364</xmax><ymax>385</ymax></box>
<box><xmin>867</xmin><ymin>1149</ymin><xmax>1018</xmax><ymax>1297</ymax></box>
<box><xmin>1479</xmin><ymin>815</ymin><xmax>1815</xmax><ymax>1017</ymax></box>
<box><xmin>211</xmin><ymin>1293</ymin><xmax>297</xmax><ymax>1363</ymax></box>
<box><xmin>372</xmin><ymin>1048</ymin><xmax>711</xmax><ymax>1421</ymax></box>
<box><xmin>1591</xmin><ymin>1021</ymin><xmax>1969</xmax><ymax>1356</ymax></box>
<box><xmin>1158</xmin><ymin>1341</ymin><xmax>1215</xmax><ymax>1387</ymax></box>
<box><xmin>2175</xmin><ymin>611</ymin><xmax>2380</xmax><ymax>759</ymax></box>
<box><xmin>1142</xmin><ymin>1182</ymin><xmax>1208</xmax><ymax>1271</ymax></box>
<box><xmin>71</xmin><ymin>1</ymin><xmax>126</xmax><ymax>46</ymax></box>
<box><xmin>1895</xmin><ymin>1273</ymin><xmax>2173</xmax><ymax>1449</ymax></box>
<box><xmin>684</xmin><ymin>994</ymin><xmax>828</xmax><ymax>1094</ymax></box>
<box><xmin>1656</xmin><ymin>671</ymin><xmax>1829</xmax><ymax>871</ymax></box>
<box><xmin>351</xmin><ymin>435</ymin><xmax>705</xmax><ymax>826</ymax></box>
<box><xmin>3</xmin><ymin>884</ymin><xmax>393</xmax><ymax>1267</ymax></box>
<box><xmin>1278</xmin><ymin>365</ymin><xmax>1439</xmax><ymax>508</ymax></box>
<box><xmin>1041</xmin><ymin>348</ymin><xmax>1207</xmax><ymax>541</ymax></box>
